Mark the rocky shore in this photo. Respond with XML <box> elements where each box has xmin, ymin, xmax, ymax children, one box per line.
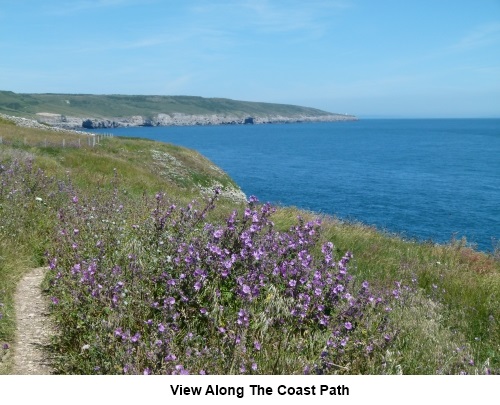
<box><xmin>0</xmin><ymin>113</ymin><xmax>93</xmax><ymax>136</ymax></box>
<box><xmin>34</xmin><ymin>111</ymin><xmax>357</xmax><ymax>129</ymax></box>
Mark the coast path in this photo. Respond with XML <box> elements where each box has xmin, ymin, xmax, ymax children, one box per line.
<box><xmin>12</xmin><ymin>267</ymin><xmax>54</xmax><ymax>374</ymax></box>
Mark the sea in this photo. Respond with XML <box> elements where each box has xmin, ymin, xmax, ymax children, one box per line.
<box><xmin>89</xmin><ymin>119</ymin><xmax>500</xmax><ymax>252</ymax></box>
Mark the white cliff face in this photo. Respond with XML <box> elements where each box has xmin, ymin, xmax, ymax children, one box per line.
<box><xmin>34</xmin><ymin>112</ymin><xmax>357</xmax><ymax>129</ymax></box>
<box><xmin>35</xmin><ymin>113</ymin><xmax>84</xmax><ymax>128</ymax></box>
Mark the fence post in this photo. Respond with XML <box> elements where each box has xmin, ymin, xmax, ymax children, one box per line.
<box><xmin>0</xmin><ymin>136</ymin><xmax>2</xmax><ymax>144</ymax></box>
<box><xmin>78</xmin><ymin>138</ymin><xmax>81</xmax><ymax>147</ymax></box>
<box><xmin>63</xmin><ymin>139</ymin><xmax>65</xmax><ymax>148</ymax></box>
<box><xmin>45</xmin><ymin>139</ymin><xmax>47</xmax><ymax>147</ymax></box>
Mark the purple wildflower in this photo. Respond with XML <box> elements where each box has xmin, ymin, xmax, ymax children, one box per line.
<box><xmin>175</xmin><ymin>365</ymin><xmax>189</xmax><ymax>375</ymax></box>
<box><xmin>165</xmin><ymin>354</ymin><xmax>176</xmax><ymax>361</ymax></box>
<box><xmin>49</xmin><ymin>258</ymin><xmax>57</xmax><ymax>269</ymax></box>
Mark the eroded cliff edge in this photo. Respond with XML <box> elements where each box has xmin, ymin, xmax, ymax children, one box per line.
<box><xmin>35</xmin><ymin>111</ymin><xmax>356</xmax><ymax>129</ymax></box>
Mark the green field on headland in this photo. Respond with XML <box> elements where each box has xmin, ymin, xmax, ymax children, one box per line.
<box><xmin>0</xmin><ymin>90</ymin><xmax>334</xmax><ymax>117</ymax></box>
<box><xmin>0</xmin><ymin>91</ymin><xmax>355</xmax><ymax>129</ymax></box>
<box><xmin>0</xmin><ymin>115</ymin><xmax>498</xmax><ymax>375</ymax></box>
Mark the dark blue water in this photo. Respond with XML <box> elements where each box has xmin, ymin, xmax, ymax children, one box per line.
<box><xmin>90</xmin><ymin>119</ymin><xmax>500</xmax><ymax>251</ymax></box>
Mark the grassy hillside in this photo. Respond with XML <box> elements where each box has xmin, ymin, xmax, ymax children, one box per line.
<box><xmin>0</xmin><ymin>117</ymin><xmax>498</xmax><ymax>375</ymax></box>
<box><xmin>0</xmin><ymin>90</ymin><xmax>343</xmax><ymax>119</ymax></box>
<box><xmin>0</xmin><ymin>115</ymin><xmax>244</xmax><ymax>199</ymax></box>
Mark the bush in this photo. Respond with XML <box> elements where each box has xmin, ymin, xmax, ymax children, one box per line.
<box><xmin>47</xmin><ymin>189</ymin><xmax>405</xmax><ymax>374</ymax></box>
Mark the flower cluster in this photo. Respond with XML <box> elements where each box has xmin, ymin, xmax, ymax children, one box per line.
<box><xmin>2</xmin><ymin>155</ymin><xmax>487</xmax><ymax>375</ymax></box>
<box><xmin>47</xmin><ymin>188</ymin><xmax>403</xmax><ymax>375</ymax></box>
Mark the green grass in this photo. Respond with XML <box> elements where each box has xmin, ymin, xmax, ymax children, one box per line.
<box><xmin>0</xmin><ymin>90</ymin><xmax>343</xmax><ymax>119</ymax></box>
<box><xmin>0</xmin><ymin>118</ymin><xmax>242</xmax><ymax>202</ymax></box>
<box><xmin>0</xmin><ymin>118</ymin><xmax>498</xmax><ymax>374</ymax></box>
<box><xmin>270</xmin><ymin>206</ymin><xmax>500</xmax><ymax>372</ymax></box>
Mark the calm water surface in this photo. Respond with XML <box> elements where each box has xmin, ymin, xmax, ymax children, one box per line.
<box><xmin>91</xmin><ymin>119</ymin><xmax>500</xmax><ymax>251</ymax></box>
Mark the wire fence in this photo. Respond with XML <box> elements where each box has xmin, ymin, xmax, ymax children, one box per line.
<box><xmin>0</xmin><ymin>133</ymin><xmax>114</xmax><ymax>149</ymax></box>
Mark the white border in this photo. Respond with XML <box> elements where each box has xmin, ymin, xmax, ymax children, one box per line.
<box><xmin>1</xmin><ymin>375</ymin><xmax>498</xmax><ymax>405</ymax></box>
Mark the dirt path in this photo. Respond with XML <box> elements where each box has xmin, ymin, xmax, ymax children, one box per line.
<box><xmin>13</xmin><ymin>267</ymin><xmax>54</xmax><ymax>374</ymax></box>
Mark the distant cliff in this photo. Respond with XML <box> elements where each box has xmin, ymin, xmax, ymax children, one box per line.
<box><xmin>36</xmin><ymin>111</ymin><xmax>356</xmax><ymax>129</ymax></box>
<box><xmin>0</xmin><ymin>91</ymin><xmax>357</xmax><ymax>129</ymax></box>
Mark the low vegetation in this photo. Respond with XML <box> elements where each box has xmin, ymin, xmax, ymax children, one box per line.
<box><xmin>0</xmin><ymin>117</ymin><xmax>498</xmax><ymax>374</ymax></box>
<box><xmin>0</xmin><ymin>90</ymin><xmax>341</xmax><ymax>120</ymax></box>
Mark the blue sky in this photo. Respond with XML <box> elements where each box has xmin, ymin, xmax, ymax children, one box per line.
<box><xmin>1</xmin><ymin>0</ymin><xmax>499</xmax><ymax>117</ymax></box>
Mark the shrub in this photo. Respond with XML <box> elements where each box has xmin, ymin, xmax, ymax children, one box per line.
<box><xmin>47</xmin><ymin>189</ymin><xmax>404</xmax><ymax>374</ymax></box>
